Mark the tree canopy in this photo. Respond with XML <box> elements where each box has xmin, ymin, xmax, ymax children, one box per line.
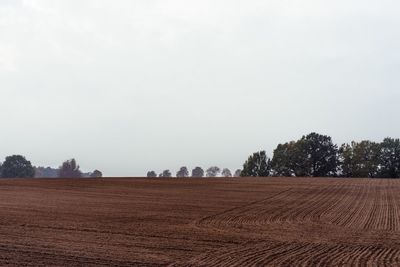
<box><xmin>192</xmin><ymin>167</ymin><xmax>204</xmax><ymax>178</ymax></box>
<box><xmin>1</xmin><ymin>155</ymin><xmax>35</xmax><ymax>178</ymax></box>
<box><xmin>147</xmin><ymin>171</ymin><xmax>157</xmax><ymax>178</ymax></box>
<box><xmin>176</xmin><ymin>167</ymin><xmax>189</xmax><ymax>178</ymax></box>
<box><xmin>339</xmin><ymin>141</ymin><xmax>381</xmax><ymax>178</ymax></box>
<box><xmin>241</xmin><ymin>151</ymin><xmax>271</xmax><ymax>177</ymax></box>
<box><xmin>206</xmin><ymin>166</ymin><xmax>220</xmax><ymax>177</ymax></box>
<box><xmin>378</xmin><ymin>138</ymin><xmax>400</xmax><ymax>178</ymax></box>
<box><xmin>234</xmin><ymin>169</ymin><xmax>242</xmax><ymax>177</ymax></box>
<box><xmin>221</xmin><ymin>168</ymin><xmax>232</xmax><ymax>177</ymax></box>
<box><xmin>159</xmin><ymin>170</ymin><xmax>172</xmax><ymax>178</ymax></box>
<box><xmin>271</xmin><ymin>133</ymin><xmax>338</xmax><ymax>177</ymax></box>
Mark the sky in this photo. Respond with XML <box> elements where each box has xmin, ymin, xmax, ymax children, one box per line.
<box><xmin>1</xmin><ymin>0</ymin><xmax>400</xmax><ymax>176</ymax></box>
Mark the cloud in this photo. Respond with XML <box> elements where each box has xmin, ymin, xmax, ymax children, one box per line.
<box><xmin>0</xmin><ymin>0</ymin><xmax>400</xmax><ymax>175</ymax></box>
<box><xmin>0</xmin><ymin>43</ymin><xmax>18</xmax><ymax>71</ymax></box>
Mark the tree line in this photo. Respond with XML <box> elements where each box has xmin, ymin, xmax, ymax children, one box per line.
<box><xmin>2</xmin><ymin>132</ymin><xmax>399</xmax><ymax>179</ymax></box>
<box><xmin>147</xmin><ymin>167</ymin><xmax>242</xmax><ymax>178</ymax></box>
<box><xmin>0</xmin><ymin>156</ymin><xmax>102</xmax><ymax>178</ymax></box>
<box><xmin>148</xmin><ymin>133</ymin><xmax>400</xmax><ymax>179</ymax></box>
<box><xmin>241</xmin><ymin>132</ymin><xmax>400</xmax><ymax>178</ymax></box>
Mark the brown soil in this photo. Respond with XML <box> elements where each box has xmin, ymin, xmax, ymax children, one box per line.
<box><xmin>0</xmin><ymin>177</ymin><xmax>399</xmax><ymax>266</ymax></box>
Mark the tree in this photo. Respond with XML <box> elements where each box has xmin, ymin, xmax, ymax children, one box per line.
<box><xmin>338</xmin><ymin>143</ymin><xmax>354</xmax><ymax>177</ymax></box>
<box><xmin>58</xmin><ymin>159</ymin><xmax>82</xmax><ymax>178</ymax></box>
<box><xmin>1</xmin><ymin>155</ymin><xmax>35</xmax><ymax>178</ymax></box>
<box><xmin>206</xmin><ymin>166</ymin><xmax>220</xmax><ymax>177</ymax></box>
<box><xmin>159</xmin><ymin>170</ymin><xmax>171</xmax><ymax>178</ymax></box>
<box><xmin>271</xmin><ymin>141</ymin><xmax>301</xmax><ymax>176</ymax></box>
<box><xmin>339</xmin><ymin>141</ymin><xmax>380</xmax><ymax>178</ymax></box>
<box><xmin>192</xmin><ymin>167</ymin><xmax>204</xmax><ymax>177</ymax></box>
<box><xmin>234</xmin><ymin>169</ymin><xmax>242</xmax><ymax>177</ymax></box>
<box><xmin>90</xmin><ymin>170</ymin><xmax>103</xmax><ymax>178</ymax></box>
<box><xmin>378</xmin><ymin>138</ymin><xmax>400</xmax><ymax>178</ymax></box>
<box><xmin>176</xmin><ymin>166</ymin><xmax>189</xmax><ymax>178</ymax></box>
<box><xmin>300</xmin><ymin>133</ymin><xmax>339</xmax><ymax>177</ymax></box>
<box><xmin>241</xmin><ymin>151</ymin><xmax>271</xmax><ymax>177</ymax></box>
<box><xmin>272</xmin><ymin>133</ymin><xmax>338</xmax><ymax>177</ymax></box>
<box><xmin>221</xmin><ymin>168</ymin><xmax>232</xmax><ymax>177</ymax></box>
<box><xmin>147</xmin><ymin>171</ymin><xmax>157</xmax><ymax>178</ymax></box>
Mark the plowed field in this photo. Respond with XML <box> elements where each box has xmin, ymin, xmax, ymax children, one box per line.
<box><xmin>0</xmin><ymin>177</ymin><xmax>399</xmax><ymax>266</ymax></box>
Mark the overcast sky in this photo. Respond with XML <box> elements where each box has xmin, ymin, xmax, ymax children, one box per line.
<box><xmin>1</xmin><ymin>0</ymin><xmax>399</xmax><ymax>176</ymax></box>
